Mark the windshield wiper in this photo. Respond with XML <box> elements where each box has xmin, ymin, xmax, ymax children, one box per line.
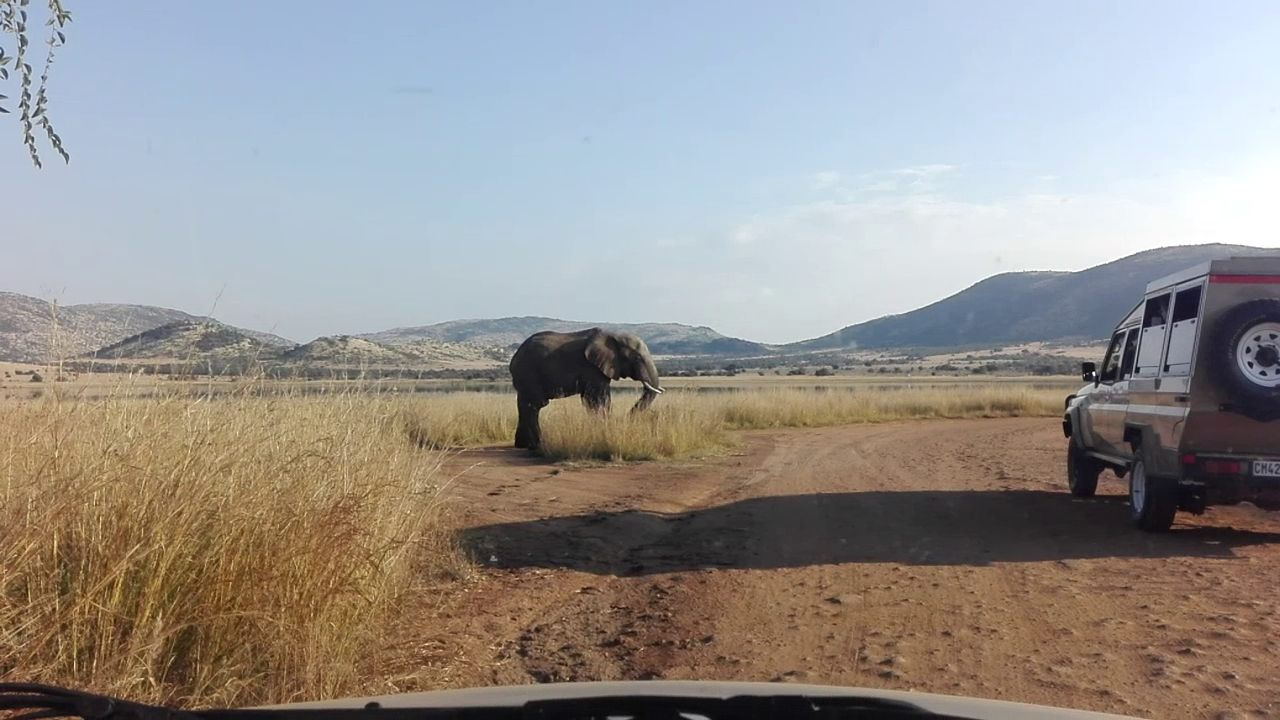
<box><xmin>0</xmin><ymin>683</ymin><xmax>973</xmax><ymax>720</ymax></box>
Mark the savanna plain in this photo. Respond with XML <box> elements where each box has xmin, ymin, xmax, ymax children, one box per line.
<box><xmin>3</xmin><ymin>376</ymin><xmax>1280</xmax><ymax>720</ymax></box>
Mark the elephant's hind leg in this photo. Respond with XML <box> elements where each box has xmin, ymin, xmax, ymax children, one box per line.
<box><xmin>515</xmin><ymin>394</ymin><xmax>546</xmax><ymax>450</ymax></box>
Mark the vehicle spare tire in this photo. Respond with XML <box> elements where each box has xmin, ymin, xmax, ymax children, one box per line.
<box><xmin>1211</xmin><ymin>299</ymin><xmax>1280</xmax><ymax>415</ymax></box>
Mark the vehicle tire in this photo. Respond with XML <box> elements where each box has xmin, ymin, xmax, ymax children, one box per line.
<box><xmin>1066</xmin><ymin>443</ymin><xmax>1101</xmax><ymax>497</ymax></box>
<box><xmin>1211</xmin><ymin>299</ymin><xmax>1280</xmax><ymax>412</ymax></box>
<box><xmin>1128</xmin><ymin>454</ymin><xmax>1177</xmax><ymax>532</ymax></box>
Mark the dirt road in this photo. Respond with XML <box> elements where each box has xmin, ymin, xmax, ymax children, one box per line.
<box><xmin>402</xmin><ymin>419</ymin><xmax>1280</xmax><ymax>719</ymax></box>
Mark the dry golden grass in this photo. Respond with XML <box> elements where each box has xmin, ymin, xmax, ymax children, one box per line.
<box><xmin>0</xmin><ymin>387</ymin><xmax>461</xmax><ymax>706</ymax></box>
<box><xmin>0</xmin><ymin>380</ymin><xmax>1063</xmax><ymax>705</ymax></box>
<box><xmin>398</xmin><ymin>393</ymin><xmax>514</xmax><ymax>449</ymax></box>
<box><xmin>538</xmin><ymin>401</ymin><xmax>733</xmax><ymax>462</ymax></box>
<box><xmin>398</xmin><ymin>385</ymin><xmax>1065</xmax><ymax>460</ymax></box>
<box><xmin>714</xmin><ymin>386</ymin><xmax>1063</xmax><ymax>429</ymax></box>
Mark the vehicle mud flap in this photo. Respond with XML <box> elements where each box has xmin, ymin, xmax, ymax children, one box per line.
<box><xmin>1128</xmin><ymin>428</ymin><xmax>1180</xmax><ymax>531</ymax></box>
<box><xmin>1127</xmin><ymin>424</ymin><xmax>1179</xmax><ymax>478</ymax></box>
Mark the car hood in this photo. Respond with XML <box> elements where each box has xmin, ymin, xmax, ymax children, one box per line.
<box><xmin>262</xmin><ymin>680</ymin><xmax>1141</xmax><ymax>719</ymax></box>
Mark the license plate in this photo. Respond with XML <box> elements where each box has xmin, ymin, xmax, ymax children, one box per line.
<box><xmin>1253</xmin><ymin>460</ymin><xmax>1280</xmax><ymax>478</ymax></box>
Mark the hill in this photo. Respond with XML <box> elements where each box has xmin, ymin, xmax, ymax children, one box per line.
<box><xmin>786</xmin><ymin>244</ymin><xmax>1280</xmax><ymax>351</ymax></box>
<box><xmin>364</xmin><ymin>317</ymin><xmax>770</xmax><ymax>356</ymax></box>
<box><xmin>0</xmin><ymin>291</ymin><xmax>292</xmax><ymax>362</ymax></box>
<box><xmin>279</xmin><ymin>336</ymin><xmax>502</xmax><ymax>368</ymax></box>
<box><xmin>88</xmin><ymin>321</ymin><xmax>276</xmax><ymax>368</ymax></box>
<box><xmin>13</xmin><ymin>243</ymin><xmax>1279</xmax><ymax>371</ymax></box>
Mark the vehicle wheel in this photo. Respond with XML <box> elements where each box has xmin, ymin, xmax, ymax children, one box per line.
<box><xmin>1129</xmin><ymin>454</ymin><xmax>1177</xmax><ymax>532</ymax></box>
<box><xmin>1066</xmin><ymin>443</ymin><xmax>1101</xmax><ymax>497</ymax></box>
<box><xmin>1211</xmin><ymin>299</ymin><xmax>1280</xmax><ymax>412</ymax></box>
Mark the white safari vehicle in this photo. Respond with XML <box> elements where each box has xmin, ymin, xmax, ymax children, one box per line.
<box><xmin>1064</xmin><ymin>256</ymin><xmax>1280</xmax><ymax>531</ymax></box>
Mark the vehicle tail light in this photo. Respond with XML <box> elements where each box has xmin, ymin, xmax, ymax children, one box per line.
<box><xmin>1181</xmin><ymin>453</ymin><xmax>1197</xmax><ymax>465</ymax></box>
<box><xmin>1202</xmin><ymin>459</ymin><xmax>1243</xmax><ymax>475</ymax></box>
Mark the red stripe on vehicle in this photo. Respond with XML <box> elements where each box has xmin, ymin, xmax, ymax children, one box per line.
<box><xmin>1209</xmin><ymin>274</ymin><xmax>1280</xmax><ymax>284</ymax></box>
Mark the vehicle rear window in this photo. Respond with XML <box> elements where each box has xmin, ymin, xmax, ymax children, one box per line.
<box><xmin>1171</xmin><ymin>285</ymin><xmax>1202</xmax><ymax>323</ymax></box>
<box><xmin>1164</xmin><ymin>283</ymin><xmax>1204</xmax><ymax>375</ymax></box>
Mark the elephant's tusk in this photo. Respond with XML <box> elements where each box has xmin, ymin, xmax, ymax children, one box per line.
<box><xmin>642</xmin><ymin>382</ymin><xmax>664</xmax><ymax>394</ymax></box>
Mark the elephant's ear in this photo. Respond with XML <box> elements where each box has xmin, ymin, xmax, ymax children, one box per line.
<box><xmin>585</xmin><ymin>331</ymin><xmax>622</xmax><ymax>380</ymax></box>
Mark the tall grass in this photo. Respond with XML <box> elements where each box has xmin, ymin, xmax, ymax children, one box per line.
<box><xmin>0</xmin><ymin>388</ymin><xmax>460</xmax><ymax>706</ymax></box>
<box><xmin>398</xmin><ymin>393</ymin><xmax>514</xmax><ymax>449</ymax></box>
<box><xmin>397</xmin><ymin>385</ymin><xmax>1063</xmax><ymax>460</ymax></box>
<box><xmin>0</xmin><ymin>381</ymin><xmax>1062</xmax><ymax>705</ymax></box>
<box><xmin>538</xmin><ymin>401</ymin><xmax>733</xmax><ymax>461</ymax></box>
<box><xmin>715</xmin><ymin>386</ymin><xmax>1061</xmax><ymax>429</ymax></box>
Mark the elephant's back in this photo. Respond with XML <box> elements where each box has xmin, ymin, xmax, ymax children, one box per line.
<box><xmin>509</xmin><ymin>331</ymin><xmax>555</xmax><ymax>372</ymax></box>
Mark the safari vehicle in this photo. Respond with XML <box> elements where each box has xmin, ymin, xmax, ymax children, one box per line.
<box><xmin>1063</xmin><ymin>256</ymin><xmax>1280</xmax><ymax>531</ymax></box>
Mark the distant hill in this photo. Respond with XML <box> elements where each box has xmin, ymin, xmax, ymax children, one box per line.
<box><xmin>364</xmin><ymin>317</ymin><xmax>771</xmax><ymax>356</ymax></box>
<box><xmin>13</xmin><ymin>243</ymin><xmax>1279</xmax><ymax>370</ymax></box>
<box><xmin>89</xmin><ymin>320</ymin><xmax>276</xmax><ymax>367</ymax></box>
<box><xmin>0</xmin><ymin>291</ymin><xmax>292</xmax><ymax>362</ymax></box>
<box><xmin>280</xmin><ymin>335</ymin><xmax>503</xmax><ymax>367</ymax></box>
<box><xmin>787</xmin><ymin>244</ymin><xmax>1280</xmax><ymax>351</ymax></box>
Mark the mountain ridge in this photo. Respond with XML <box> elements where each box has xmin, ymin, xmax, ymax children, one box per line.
<box><xmin>362</xmin><ymin>317</ymin><xmax>771</xmax><ymax>356</ymax></box>
<box><xmin>7</xmin><ymin>243</ymin><xmax>1279</xmax><ymax>366</ymax></box>
<box><xmin>784</xmin><ymin>243</ymin><xmax>1280</xmax><ymax>351</ymax></box>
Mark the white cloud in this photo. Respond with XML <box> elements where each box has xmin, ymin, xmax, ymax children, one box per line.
<box><xmin>811</xmin><ymin>171</ymin><xmax>842</xmax><ymax>191</ymax></box>
<box><xmin>890</xmin><ymin>163</ymin><xmax>957</xmax><ymax>177</ymax></box>
<box><xmin>641</xmin><ymin>162</ymin><xmax>1280</xmax><ymax>344</ymax></box>
<box><xmin>835</xmin><ymin>164</ymin><xmax>959</xmax><ymax>197</ymax></box>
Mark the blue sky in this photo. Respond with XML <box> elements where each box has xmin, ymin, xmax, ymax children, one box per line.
<box><xmin>4</xmin><ymin>1</ymin><xmax>1280</xmax><ymax>343</ymax></box>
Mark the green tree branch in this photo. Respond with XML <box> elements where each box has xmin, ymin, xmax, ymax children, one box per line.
<box><xmin>0</xmin><ymin>0</ymin><xmax>72</xmax><ymax>167</ymax></box>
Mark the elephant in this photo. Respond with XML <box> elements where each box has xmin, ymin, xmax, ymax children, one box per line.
<box><xmin>509</xmin><ymin>328</ymin><xmax>664</xmax><ymax>450</ymax></box>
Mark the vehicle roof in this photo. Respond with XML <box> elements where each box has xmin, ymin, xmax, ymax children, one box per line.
<box><xmin>1146</xmin><ymin>255</ymin><xmax>1280</xmax><ymax>294</ymax></box>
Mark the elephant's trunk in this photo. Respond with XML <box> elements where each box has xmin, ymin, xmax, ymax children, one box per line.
<box><xmin>630</xmin><ymin>357</ymin><xmax>663</xmax><ymax>413</ymax></box>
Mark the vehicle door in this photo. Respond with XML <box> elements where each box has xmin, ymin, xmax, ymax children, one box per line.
<box><xmin>1105</xmin><ymin>326</ymin><xmax>1143</xmax><ymax>450</ymax></box>
<box><xmin>1083</xmin><ymin>329</ymin><xmax>1130</xmax><ymax>455</ymax></box>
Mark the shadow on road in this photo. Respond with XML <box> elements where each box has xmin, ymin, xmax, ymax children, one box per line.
<box><xmin>462</xmin><ymin>490</ymin><xmax>1280</xmax><ymax>574</ymax></box>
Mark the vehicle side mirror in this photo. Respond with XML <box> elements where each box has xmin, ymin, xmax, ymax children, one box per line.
<box><xmin>1081</xmin><ymin>362</ymin><xmax>1097</xmax><ymax>383</ymax></box>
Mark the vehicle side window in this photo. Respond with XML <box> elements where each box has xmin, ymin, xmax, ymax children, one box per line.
<box><xmin>1099</xmin><ymin>331</ymin><xmax>1125</xmax><ymax>383</ymax></box>
<box><xmin>1164</xmin><ymin>284</ymin><xmax>1203</xmax><ymax>375</ymax></box>
<box><xmin>1119</xmin><ymin>328</ymin><xmax>1139</xmax><ymax>379</ymax></box>
<box><xmin>1134</xmin><ymin>293</ymin><xmax>1171</xmax><ymax>377</ymax></box>
<box><xmin>1143</xmin><ymin>293</ymin><xmax>1170</xmax><ymax>327</ymax></box>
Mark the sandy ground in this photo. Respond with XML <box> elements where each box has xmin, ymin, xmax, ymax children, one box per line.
<box><xmin>397</xmin><ymin>419</ymin><xmax>1280</xmax><ymax>720</ymax></box>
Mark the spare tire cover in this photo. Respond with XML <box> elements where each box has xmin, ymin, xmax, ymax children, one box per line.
<box><xmin>1210</xmin><ymin>298</ymin><xmax>1280</xmax><ymax>418</ymax></box>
